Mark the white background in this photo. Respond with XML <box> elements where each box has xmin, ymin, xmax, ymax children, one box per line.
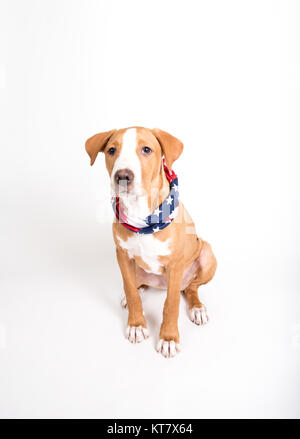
<box><xmin>0</xmin><ymin>0</ymin><xmax>299</xmax><ymax>418</ymax></box>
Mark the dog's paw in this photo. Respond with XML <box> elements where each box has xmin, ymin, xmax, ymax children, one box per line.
<box><xmin>120</xmin><ymin>295</ymin><xmax>127</xmax><ymax>309</ymax></box>
<box><xmin>156</xmin><ymin>339</ymin><xmax>180</xmax><ymax>358</ymax></box>
<box><xmin>126</xmin><ymin>325</ymin><xmax>149</xmax><ymax>343</ymax></box>
<box><xmin>189</xmin><ymin>305</ymin><xmax>209</xmax><ymax>325</ymax></box>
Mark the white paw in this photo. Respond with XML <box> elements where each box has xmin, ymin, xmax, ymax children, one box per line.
<box><xmin>120</xmin><ymin>295</ymin><xmax>127</xmax><ymax>308</ymax></box>
<box><xmin>189</xmin><ymin>306</ymin><xmax>209</xmax><ymax>325</ymax></box>
<box><xmin>126</xmin><ymin>326</ymin><xmax>149</xmax><ymax>343</ymax></box>
<box><xmin>156</xmin><ymin>339</ymin><xmax>180</xmax><ymax>358</ymax></box>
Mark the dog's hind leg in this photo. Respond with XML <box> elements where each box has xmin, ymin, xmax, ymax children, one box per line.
<box><xmin>183</xmin><ymin>240</ymin><xmax>217</xmax><ymax>325</ymax></box>
<box><xmin>184</xmin><ymin>281</ymin><xmax>210</xmax><ymax>325</ymax></box>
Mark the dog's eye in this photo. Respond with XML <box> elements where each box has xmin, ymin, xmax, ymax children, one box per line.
<box><xmin>107</xmin><ymin>147</ymin><xmax>116</xmax><ymax>156</ymax></box>
<box><xmin>142</xmin><ymin>146</ymin><xmax>152</xmax><ymax>155</ymax></box>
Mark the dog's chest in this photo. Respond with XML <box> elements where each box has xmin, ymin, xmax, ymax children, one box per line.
<box><xmin>117</xmin><ymin>233</ymin><xmax>171</xmax><ymax>275</ymax></box>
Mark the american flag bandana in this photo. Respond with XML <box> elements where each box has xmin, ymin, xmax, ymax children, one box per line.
<box><xmin>112</xmin><ymin>159</ymin><xmax>179</xmax><ymax>234</ymax></box>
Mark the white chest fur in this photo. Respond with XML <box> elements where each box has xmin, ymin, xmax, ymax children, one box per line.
<box><xmin>117</xmin><ymin>233</ymin><xmax>171</xmax><ymax>275</ymax></box>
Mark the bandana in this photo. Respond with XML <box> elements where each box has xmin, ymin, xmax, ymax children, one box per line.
<box><xmin>112</xmin><ymin>159</ymin><xmax>179</xmax><ymax>234</ymax></box>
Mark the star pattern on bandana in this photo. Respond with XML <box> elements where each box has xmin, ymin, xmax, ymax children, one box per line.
<box><xmin>153</xmin><ymin>207</ymin><xmax>162</xmax><ymax>217</ymax></box>
<box><xmin>166</xmin><ymin>195</ymin><xmax>172</xmax><ymax>205</ymax></box>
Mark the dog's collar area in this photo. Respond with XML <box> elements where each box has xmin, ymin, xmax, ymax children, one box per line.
<box><xmin>112</xmin><ymin>158</ymin><xmax>179</xmax><ymax>234</ymax></box>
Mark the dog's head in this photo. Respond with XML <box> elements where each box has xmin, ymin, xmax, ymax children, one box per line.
<box><xmin>85</xmin><ymin>127</ymin><xmax>183</xmax><ymax>197</ymax></box>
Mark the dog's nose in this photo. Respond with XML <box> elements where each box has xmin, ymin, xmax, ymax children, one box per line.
<box><xmin>114</xmin><ymin>168</ymin><xmax>134</xmax><ymax>186</ymax></box>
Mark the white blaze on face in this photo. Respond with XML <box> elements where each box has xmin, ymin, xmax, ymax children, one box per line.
<box><xmin>111</xmin><ymin>128</ymin><xmax>142</xmax><ymax>195</ymax></box>
<box><xmin>111</xmin><ymin>128</ymin><xmax>151</xmax><ymax>221</ymax></box>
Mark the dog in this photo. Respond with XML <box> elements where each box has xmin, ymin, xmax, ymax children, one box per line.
<box><xmin>85</xmin><ymin>127</ymin><xmax>217</xmax><ymax>358</ymax></box>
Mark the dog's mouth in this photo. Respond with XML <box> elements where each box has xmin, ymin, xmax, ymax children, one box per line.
<box><xmin>114</xmin><ymin>180</ymin><xmax>134</xmax><ymax>195</ymax></box>
<box><xmin>111</xmin><ymin>179</ymin><xmax>136</xmax><ymax>198</ymax></box>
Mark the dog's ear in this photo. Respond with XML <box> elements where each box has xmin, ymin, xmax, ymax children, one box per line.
<box><xmin>152</xmin><ymin>128</ymin><xmax>183</xmax><ymax>170</ymax></box>
<box><xmin>85</xmin><ymin>129</ymin><xmax>116</xmax><ymax>165</ymax></box>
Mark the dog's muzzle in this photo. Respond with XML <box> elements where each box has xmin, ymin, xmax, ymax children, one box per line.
<box><xmin>114</xmin><ymin>168</ymin><xmax>134</xmax><ymax>188</ymax></box>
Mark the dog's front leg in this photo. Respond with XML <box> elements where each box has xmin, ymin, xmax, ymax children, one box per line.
<box><xmin>116</xmin><ymin>247</ymin><xmax>149</xmax><ymax>343</ymax></box>
<box><xmin>157</xmin><ymin>264</ymin><xmax>183</xmax><ymax>358</ymax></box>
